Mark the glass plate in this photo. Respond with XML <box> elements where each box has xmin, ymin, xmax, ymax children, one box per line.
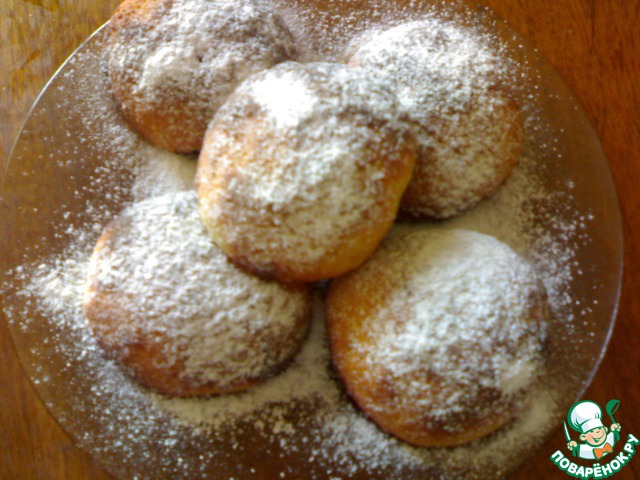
<box><xmin>0</xmin><ymin>1</ymin><xmax>622</xmax><ymax>478</ymax></box>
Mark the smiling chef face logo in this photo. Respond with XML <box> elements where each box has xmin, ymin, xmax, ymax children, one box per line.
<box><xmin>550</xmin><ymin>399</ymin><xmax>639</xmax><ymax>479</ymax></box>
<box><xmin>566</xmin><ymin>400</ymin><xmax>622</xmax><ymax>460</ymax></box>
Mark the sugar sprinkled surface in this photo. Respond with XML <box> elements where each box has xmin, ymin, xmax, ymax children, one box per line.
<box><xmin>197</xmin><ymin>61</ymin><xmax>414</xmax><ymax>271</ymax></box>
<box><xmin>0</xmin><ymin>0</ymin><xmax>607</xmax><ymax>478</ymax></box>
<box><xmin>85</xmin><ymin>191</ymin><xmax>311</xmax><ymax>392</ymax></box>
<box><xmin>3</xmin><ymin>253</ymin><xmax>562</xmax><ymax>478</ymax></box>
<box><xmin>328</xmin><ymin>228</ymin><xmax>548</xmax><ymax>441</ymax></box>
<box><xmin>131</xmin><ymin>144</ymin><xmax>196</xmax><ymax>201</ymax></box>
<box><xmin>106</xmin><ymin>0</ymin><xmax>297</xmax><ymax>151</ymax></box>
<box><xmin>348</xmin><ymin>17</ymin><xmax>523</xmax><ymax>218</ymax></box>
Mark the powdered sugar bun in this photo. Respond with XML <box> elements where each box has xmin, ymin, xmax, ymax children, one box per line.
<box><xmin>348</xmin><ymin>18</ymin><xmax>523</xmax><ymax>219</ymax></box>
<box><xmin>196</xmin><ymin>61</ymin><xmax>417</xmax><ymax>283</ymax></box>
<box><xmin>105</xmin><ymin>0</ymin><xmax>297</xmax><ymax>153</ymax></box>
<box><xmin>83</xmin><ymin>191</ymin><xmax>311</xmax><ymax>397</ymax></box>
<box><xmin>326</xmin><ymin>228</ymin><xmax>548</xmax><ymax>447</ymax></box>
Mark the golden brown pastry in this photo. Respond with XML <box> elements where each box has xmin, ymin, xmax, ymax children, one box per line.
<box><xmin>84</xmin><ymin>191</ymin><xmax>311</xmax><ymax>397</ymax></box>
<box><xmin>326</xmin><ymin>227</ymin><xmax>548</xmax><ymax>447</ymax></box>
<box><xmin>104</xmin><ymin>0</ymin><xmax>297</xmax><ymax>153</ymax></box>
<box><xmin>196</xmin><ymin>61</ymin><xmax>417</xmax><ymax>283</ymax></box>
<box><xmin>348</xmin><ymin>19</ymin><xmax>523</xmax><ymax>219</ymax></box>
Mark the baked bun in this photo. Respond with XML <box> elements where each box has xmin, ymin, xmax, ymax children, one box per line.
<box><xmin>348</xmin><ymin>19</ymin><xmax>523</xmax><ymax>219</ymax></box>
<box><xmin>105</xmin><ymin>0</ymin><xmax>296</xmax><ymax>153</ymax></box>
<box><xmin>196</xmin><ymin>61</ymin><xmax>417</xmax><ymax>283</ymax></box>
<box><xmin>84</xmin><ymin>191</ymin><xmax>311</xmax><ymax>397</ymax></box>
<box><xmin>326</xmin><ymin>228</ymin><xmax>548</xmax><ymax>447</ymax></box>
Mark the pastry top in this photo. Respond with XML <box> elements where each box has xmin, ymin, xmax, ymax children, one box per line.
<box><xmin>348</xmin><ymin>18</ymin><xmax>522</xmax><ymax>219</ymax></box>
<box><xmin>361</xmin><ymin>228</ymin><xmax>546</xmax><ymax>396</ymax></box>
<box><xmin>84</xmin><ymin>191</ymin><xmax>310</xmax><ymax>394</ymax></box>
<box><xmin>105</xmin><ymin>0</ymin><xmax>297</xmax><ymax>153</ymax></box>
<box><xmin>327</xmin><ymin>228</ymin><xmax>548</xmax><ymax>444</ymax></box>
<box><xmin>197</xmin><ymin>61</ymin><xmax>416</xmax><ymax>282</ymax></box>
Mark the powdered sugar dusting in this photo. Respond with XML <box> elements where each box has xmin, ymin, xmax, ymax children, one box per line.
<box><xmin>132</xmin><ymin>144</ymin><xmax>196</xmax><ymax>201</ymax></box>
<box><xmin>350</xmin><ymin>18</ymin><xmax>505</xmax><ymax>118</ymax></box>
<box><xmin>106</xmin><ymin>0</ymin><xmax>297</xmax><ymax>151</ymax></box>
<box><xmin>122</xmin><ymin>0</ymin><xmax>295</xmax><ymax>103</ymax></box>
<box><xmin>154</xmin><ymin>295</ymin><xmax>333</xmax><ymax>427</ymax></box>
<box><xmin>249</xmin><ymin>68</ymin><xmax>319</xmax><ymax>129</ymax></box>
<box><xmin>0</xmin><ymin>0</ymin><xmax>612</xmax><ymax>478</ymax></box>
<box><xmin>349</xmin><ymin>17</ymin><xmax>522</xmax><ymax>218</ymax></box>
<box><xmin>85</xmin><ymin>191</ymin><xmax>310</xmax><ymax>392</ymax></box>
<box><xmin>331</xmin><ymin>228</ymin><xmax>547</xmax><ymax>438</ymax></box>
<box><xmin>2</xmin><ymin>252</ymin><xmax>561</xmax><ymax>478</ymax></box>
<box><xmin>198</xmin><ymin>62</ymin><xmax>414</xmax><ymax>271</ymax></box>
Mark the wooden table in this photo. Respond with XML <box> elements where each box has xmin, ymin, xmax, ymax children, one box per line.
<box><xmin>1</xmin><ymin>1</ymin><xmax>639</xmax><ymax>478</ymax></box>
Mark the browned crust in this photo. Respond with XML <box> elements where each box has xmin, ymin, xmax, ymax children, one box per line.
<box><xmin>399</xmin><ymin>93</ymin><xmax>524</xmax><ymax>220</ymax></box>
<box><xmin>196</xmin><ymin>105</ymin><xmax>417</xmax><ymax>283</ymax></box>
<box><xmin>325</xmin><ymin>245</ymin><xmax>535</xmax><ymax>448</ymax></box>
<box><xmin>83</xmin><ymin>210</ymin><xmax>311</xmax><ymax>397</ymax></box>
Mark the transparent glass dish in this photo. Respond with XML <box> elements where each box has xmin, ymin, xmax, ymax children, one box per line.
<box><xmin>0</xmin><ymin>1</ymin><xmax>622</xmax><ymax>478</ymax></box>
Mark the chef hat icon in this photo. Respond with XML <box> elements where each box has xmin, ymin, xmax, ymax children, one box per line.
<box><xmin>568</xmin><ymin>400</ymin><xmax>605</xmax><ymax>434</ymax></box>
